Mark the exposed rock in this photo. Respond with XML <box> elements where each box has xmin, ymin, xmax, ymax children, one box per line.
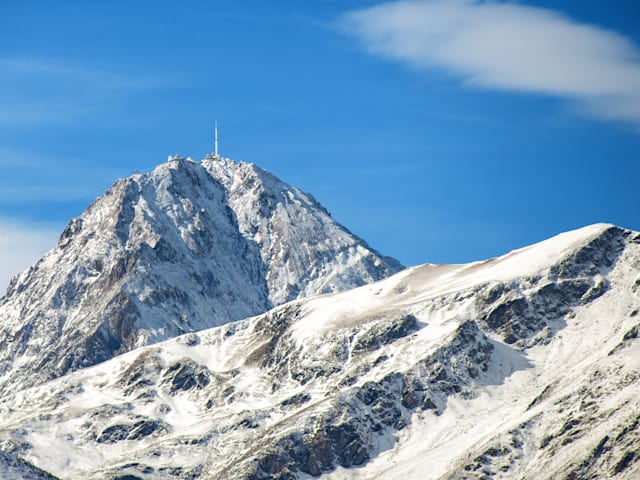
<box><xmin>0</xmin><ymin>451</ymin><xmax>60</xmax><ymax>479</ymax></box>
<box><xmin>96</xmin><ymin>418</ymin><xmax>169</xmax><ymax>444</ymax></box>
<box><xmin>352</xmin><ymin>314</ymin><xmax>418</xmax><ymax>354</ymax></box>
<box><xmin>162</xmin><ymin>358</ymin><xmax>212</xmax><ymax>394</ymax></box>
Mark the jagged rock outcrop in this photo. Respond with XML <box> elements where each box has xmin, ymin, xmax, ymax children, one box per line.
<box><xmin>0</xmin><ymin>451</ymin><xmax>59</xmax><ymax>480</ymax></box>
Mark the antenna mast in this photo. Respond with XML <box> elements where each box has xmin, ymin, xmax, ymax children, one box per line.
<box><xmin>214</xmin><ymin>122</ymin><xmax>219</xmax><ymax>158</ymax></box>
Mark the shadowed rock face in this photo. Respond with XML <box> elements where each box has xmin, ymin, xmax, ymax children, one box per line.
<box><xmin>96</xmin><ymin>418</ymin><xmax>169</xmax><ymax>444</ymax></box>
<box><xmin>0</xmin><ymin>157</ymin><xmax>402</xmax><ymax>393</ymax></box>
<box><xmin>0</xmin><ymin>451</ymin><xmax>60</xmax><ymax>479</ymax></box>
<box><xmin>241</xmin><ymin>320</ymin><xmax>494</xmax><ymax>480</ymax></box>
<box><xmin>162</xmin><ymin>359</ymin><xmax>212</xmax><ymax>394</ymax></box>
<box><xmin>476</xmin><ymin>226</ymin><xmax>630</xmax><ymax>347</ymax></box>
<box><xmin>351</xmin><ymin>314</ymin><xmax>418</xmax><ymax>354</ymax></box>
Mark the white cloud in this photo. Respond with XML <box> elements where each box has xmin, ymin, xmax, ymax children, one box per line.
<box><xmin>0</xmin><ymin>220</ymin><xmax>60</xmax><ymax>295</ymax></box>
<box><xmin>340</xmin><ymin>0</ymin><xmax>640</xmax><ymax>125</ymax></box>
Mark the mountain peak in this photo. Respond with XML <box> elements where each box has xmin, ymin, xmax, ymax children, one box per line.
<box><xmin>0</xmin><ymin>155</ymin><xmax>403</xmax><ymax>391</ymax></box>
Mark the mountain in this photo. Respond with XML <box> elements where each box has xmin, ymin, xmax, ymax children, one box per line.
<box><xmin>1</xmin><ymin>223</ymin><xmax>638</xmax><ymax>479</ymax></box>
<box><xmin>0</xmin><ymin>156</ymin><xmax>402</xmax><ymax>393</ymax></box>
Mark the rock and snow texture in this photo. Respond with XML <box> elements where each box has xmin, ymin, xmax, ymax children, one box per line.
<box><xmin>203</xmin><ymin>157</ymin><xmax>401</xmax><ymax>305</ymax></box>
<box><xmin>0</xmin><ymin>451</ymin><xmax>59</xmax><ymax>480</ymax></box>
<box><xmin>0</xmin><ymin>156</ymin><xmax>402</xmax><ymax>392</ymax></box>
<box><xmin>1</xmin><ymin>223</ymin><xmax>639</xmax><ymax>479</ymax></box>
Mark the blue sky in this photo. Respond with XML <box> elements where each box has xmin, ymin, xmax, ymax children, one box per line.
<box><xmin>1</xmin><ymin>0</ymin><xmax>639</xmax><ymax>288</ymax></box>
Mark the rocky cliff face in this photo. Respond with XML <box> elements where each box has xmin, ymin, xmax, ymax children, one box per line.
<box><xmin>203</xmin><ymin>157</ymin><xmax>402</xmax><ymax>305</ymax></box>
<box><xmin>1</xmin><ymin>223</ymin><xmax>638</xmax><ymax>479</ymax></box>
<box><xmin>0</xmin><ymin>156</ymin><xmax>402</xmax><ymax>392</ymax></box>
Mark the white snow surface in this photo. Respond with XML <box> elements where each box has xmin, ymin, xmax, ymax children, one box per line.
<box><xmin>0</xmin><ymin>222</ymin><xmax>638</xmax><ymax>479</ymax></box>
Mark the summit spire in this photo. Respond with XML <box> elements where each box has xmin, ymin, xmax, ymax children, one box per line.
<box><xmin>214</xmin><ymin>122</ymin><xmax>219</xmax><ymax>158</ymax></box>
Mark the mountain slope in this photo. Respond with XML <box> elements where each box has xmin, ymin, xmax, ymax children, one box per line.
<box><xmin>1</xmin><ymin>223</ymin><xmax>638</xmax><ymax>479</ymax></box>
<box><xmin>203</xmin><ymin>157</ymin><xmax>401</xmax><ymax>305</ymax></box>
<box><xmin>0</xmin><ymin>156</ymin><xmax>402</xmax><ymax>392</ymax></box>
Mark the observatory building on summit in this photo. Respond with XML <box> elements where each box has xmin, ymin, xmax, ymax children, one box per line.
<box><xmin>168</xmin><ymin>122</ymin><xmax>221</xmax><ymax>163</ymax></box>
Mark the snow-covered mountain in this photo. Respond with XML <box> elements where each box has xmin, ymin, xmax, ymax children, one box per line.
<box><xmin>0</xmin><ymin>156</ymin><xmax>402</xmax><ymax>393</ymax></box>
<box><xmin>1</xmin><ymin>223</ymin><xmax>638</xmax><ymax>479</ymax></box>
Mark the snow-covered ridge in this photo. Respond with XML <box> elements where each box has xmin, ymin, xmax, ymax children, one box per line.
<box><xmin>294</xmin><ymin>222</ymin><xmax>616</xmax><ymax>339</ymax></box>
<box><xmin>0</xmin><ymin>156</ymin><xmax>402</xmax><ymax>392</ymax></box>
<box><xmin>1</xmin><ymin>222</ymin><xmax>638</xmax><ymax>479</ymax></box>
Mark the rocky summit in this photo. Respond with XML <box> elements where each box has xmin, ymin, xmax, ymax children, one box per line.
<box><xmin>0</xmin><ymin>218</ymin><xmax>639</xmax><ymax>479</ymax></box>
<box><xmin>0</xmin><ymin>156</ymin><xmax>402</xmax><ymax>394</ymax></box>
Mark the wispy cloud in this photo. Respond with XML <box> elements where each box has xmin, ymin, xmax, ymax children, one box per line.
<box><xmin>0</xmin><ymin>219</ymin><xmax>60</xmax><ymax>295</ymax></box>
<box><xmin>0</xmin><ymin>148</ymin><xmax>125</xmax><ymax>203</ymax></box>
<box><xmin>0</xmin><ymin>57</ymin><xmax>183</xmax><ymax>90</ymax></box>
<box><xmin>0</xmin><ymin>103</ymin><xmax>93</xmax><ymax>127</ymax></box>
<box><xmin>339</xmin><ymin>0</ymin><xmax>640</xmax><ymax>126</ymax></box>
<box><xmin>0</xmin><ymin>57</ymin><xmax>186</xmax><ymax>126</ymax></box>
